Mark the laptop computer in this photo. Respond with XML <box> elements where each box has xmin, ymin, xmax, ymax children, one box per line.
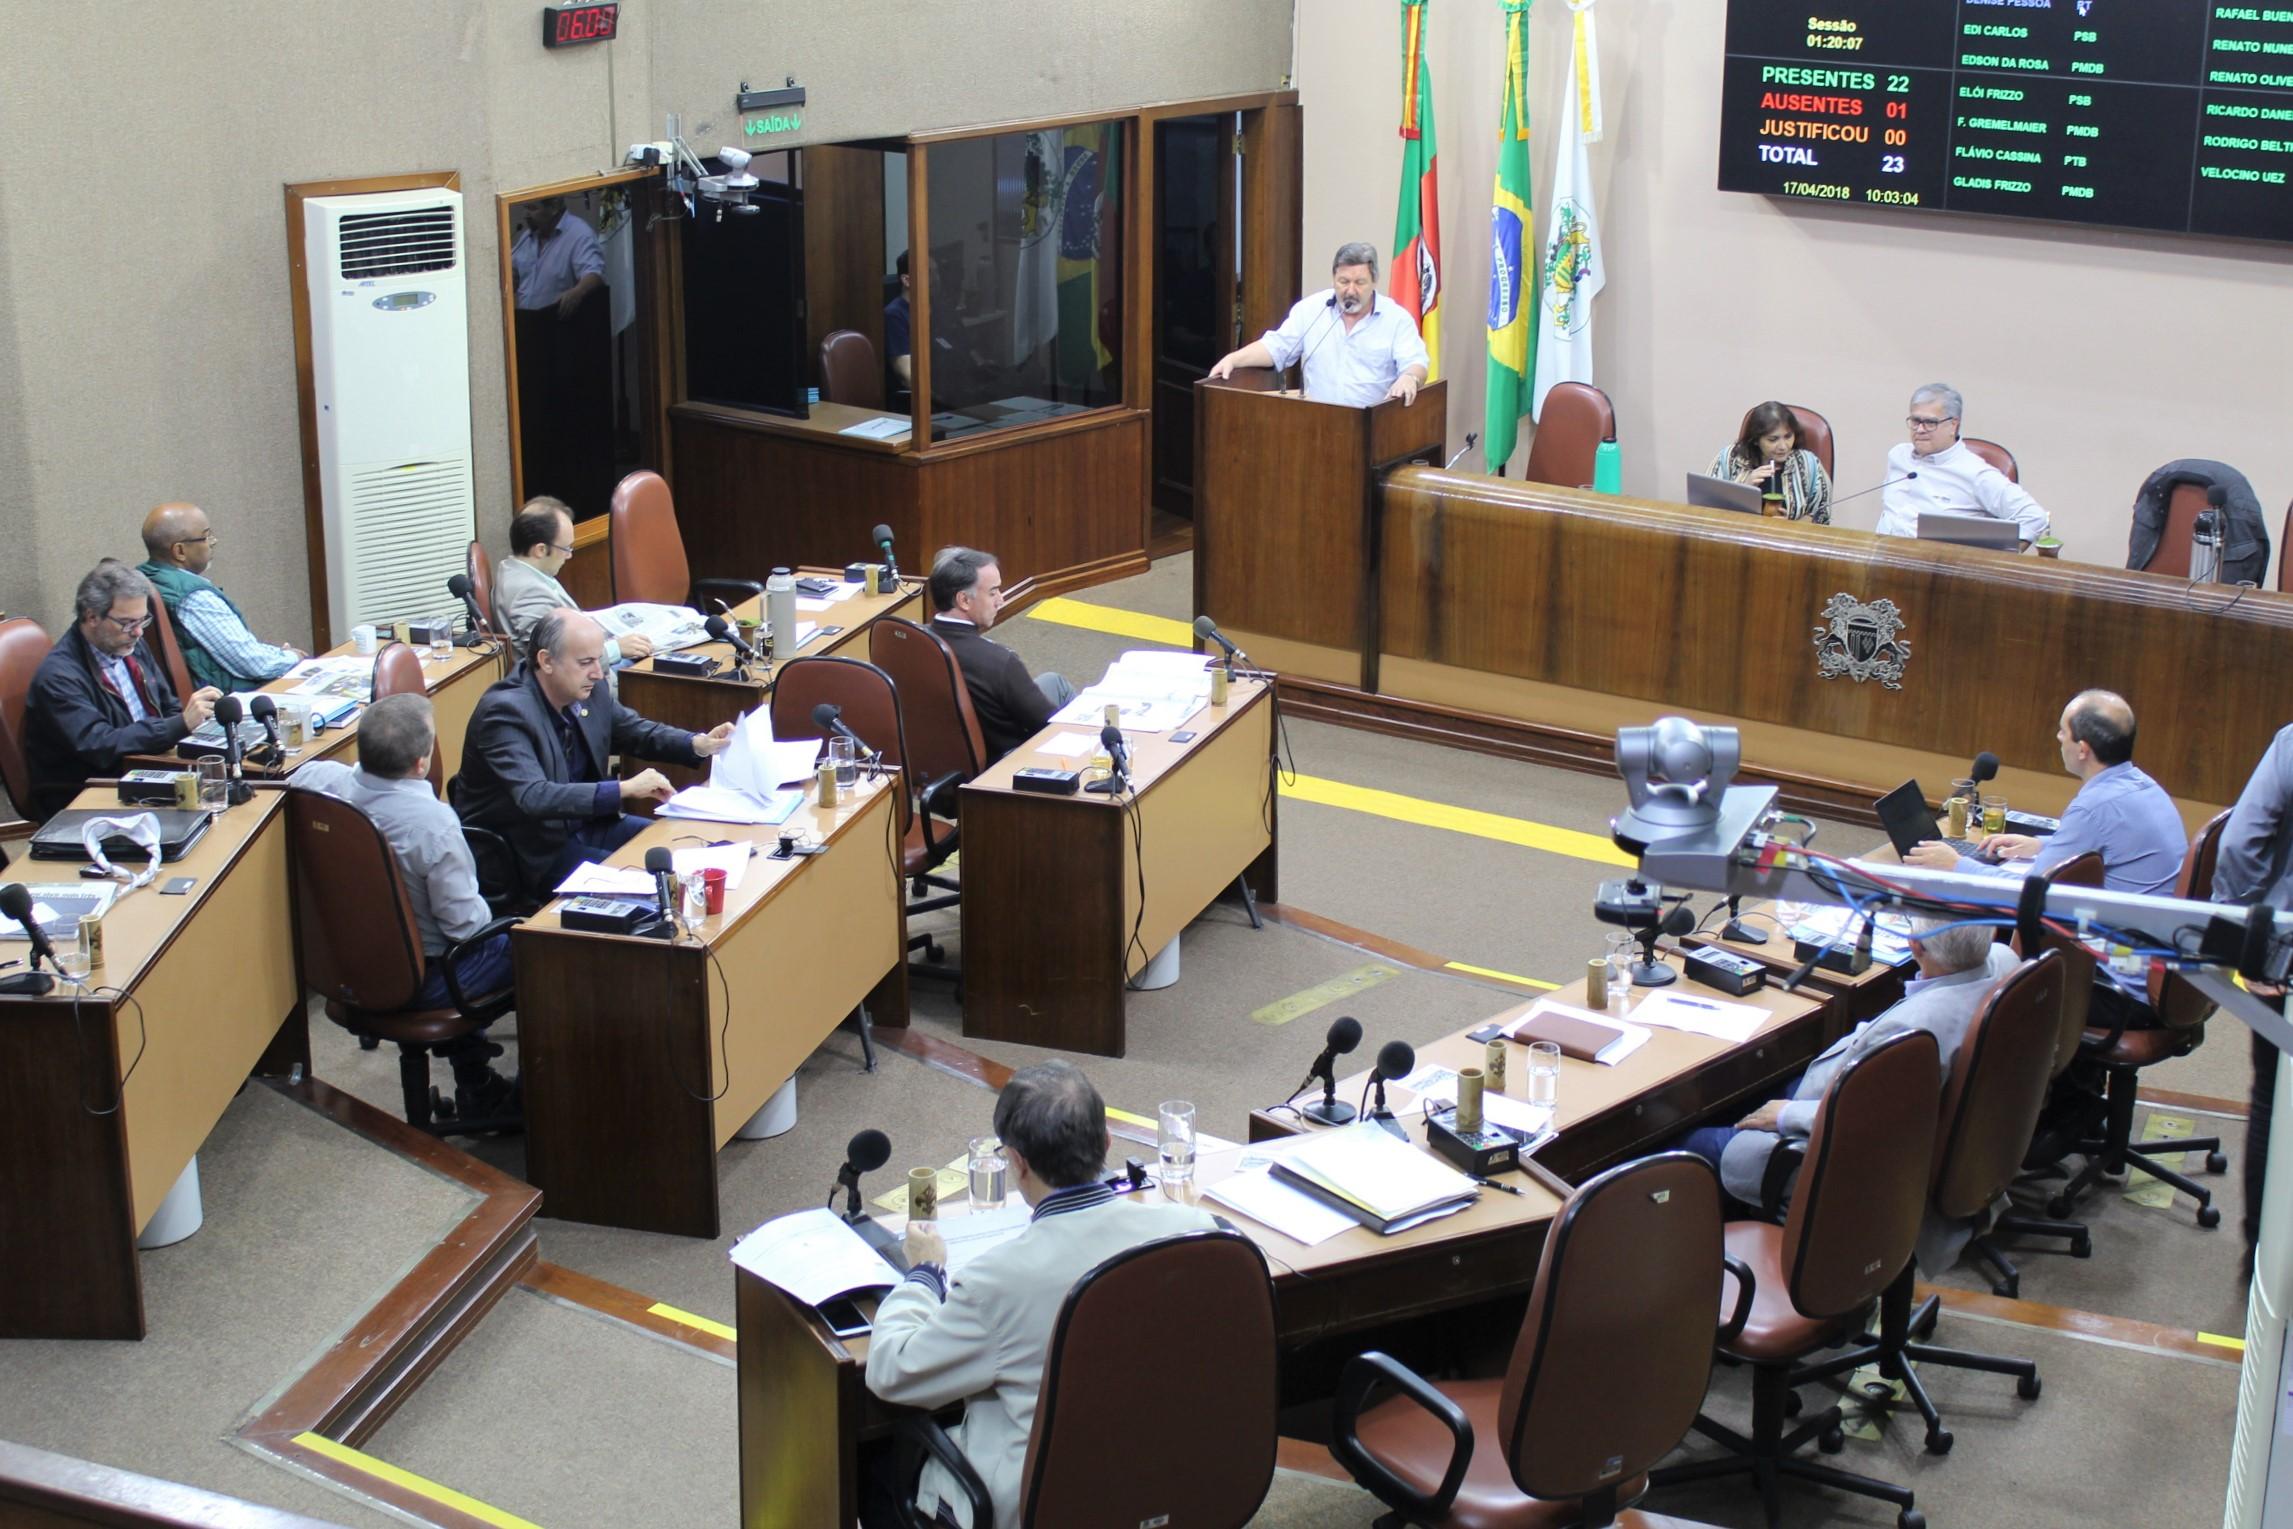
<box><xmin>1872</xmin><ymin>780</ymin><xmax>1992</xmax><ymax>861</ymax></box>
<box><xmin>1685</xmin><ymin>472</ymin><xmax>1764</xmax><ymax>514</ymax></box>
<box><xmin>29</xmin><ymin>807</ymin><xmax>215</xmax><ymax>862</ymax></box>
<box><xmin>1916</xmin><ymin>512</ymin><xmax>2021</xmax><ymax>549</ymax></box>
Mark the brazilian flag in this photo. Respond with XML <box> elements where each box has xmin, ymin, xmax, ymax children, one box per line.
<box><xmin>1486</xmin><ymin>0</ymin><xmax>1536</xmax><ymax>472</ymax></box>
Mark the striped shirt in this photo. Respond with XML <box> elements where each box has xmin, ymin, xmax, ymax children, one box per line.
<box><xmin>175</xmin><ymin>587</ymin><xmax>298</xmax><ymax>685</ymax></box>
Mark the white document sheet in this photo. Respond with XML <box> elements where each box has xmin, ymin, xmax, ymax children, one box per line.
<box><xmin>1625</xmin><ymin>990</ymin><xmax>1771</xmax><ymax>1045</ymax></box>
<box><xmin>656</xmin><ymin>784</ymin><xmax>804</xmax><ymax>825</ymax></box>
<box><xmin>710</xmin><ymin>706</ymin><xmax>826</xmax><ymax>797</ymax></box>
<box><xmin>1032</xmin><ymin>732</ymin><xmax>1100</xmax><ymax>760</ymax></box>
<box><xmin>1051</xmin><ymin>686</ymin><xmax>1204</xmax><ymax>734</ymax></box>
<box><xmin>1205</xmin><ymin>1168</ymin><xmax>1357</xmax><ymax>1246</ymax></box>
<box><xmin>553</xmin><ymin>863</ymin><xmax>658</xmax><ymax>898</ymax></box>
<box><xmin>671</xmin><ymin>841</ymin><xmax>754</xmax><ymax>891</ymax></box>
<box><xmin>838</xmin><ymin>416</ymin><xmax>912</xmax><ymax>441</ymax></box>
<box><xmin>730</xmin><ymin>1208</ymin><xmax>899</xmax><ymax>1305</ymax></box>
<box><xmin>938</xmin><ymin>1204</ymin><xmax>1033</xmax><ymax>1273</ymax></box>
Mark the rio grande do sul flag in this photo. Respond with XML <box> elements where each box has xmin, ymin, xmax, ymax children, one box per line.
<box><xmin>1531</xmin><ymin>0</ymin><xmax>1604</xmax><ymax>421</ymax></box>
<box><xmin>1485</xmin><ymin>0</ymin><xmax>1535</xmax><ymax>472</ymax></box>
<box><xmin>1390</xmin><ymin>0</ymin><xmax>1442</xmax><ymax>382</ymax></box>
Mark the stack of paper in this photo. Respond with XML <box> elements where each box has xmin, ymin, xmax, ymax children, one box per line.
<box><xmin>729</xmin><ymin>1207</ymin><xmax>898</xmax><ymax>1306</ymax></box>
<box><xmin>1051</xmin><ymin>650</ymin><xmax>1215</xmax><ymax>734</ymax></box>
<box><xmin>281</xmin><ymin>656</ymin><xmax>373</xmax><ymax>705</ymax></box>
<box><xmin>1268</xmin><ymin>1122</ymin><xmax>1479</xmax><ymax>1234</ymax></box>
<box><xmin>1204</xmin><ymin>1168</ymin><xmax>1359</xmax><ymax>1246</ymax></box>
<box><xmin>712</xmin><ymin>706</ymin><xmax>826</xmax><ymax>797</ymax></box>
<box><xmin>657</xmin><ymin>784</ymin><xmax>804</xmax><ymax>826</ymax></box>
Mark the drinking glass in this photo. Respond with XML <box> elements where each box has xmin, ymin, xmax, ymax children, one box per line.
<box><xmin>1980</xmin><ymin>794</ymin><xmax>2008</xmax><ymax>836</ymax></box>
<box><xmin>50</xmin><ymin>941</ymin><xmax>91</xmax><ymax>983</ymax></box>
<box><xmin>967</xmin><ymin>1135</ymin><xmax>1008</xmax><ymax>1209</ymax></box>
<box><xmin>828</xmin><ymin>734</ymin><xmax>859</xmax><ymax>787</ymax></box>
<box><xmin>196</xmin><ymin>757</ymin><xmax>229</xmax><ymax>811</ymax></box>
<box><xmin>1525</xmin><ymin>1041</ymin><xmax>1562</xmax><ymax>1124</ymax></box>
<box><xmin>1157</xmin><ymin>1100</ymin><xmax>1197</xmax><ymax>1188</ymax></box>
<box><xmin>1603</xmin><ymin>932</ymin><xmax>1637</xmax><ymax>1009</ymax></box>
<box><xmin>430</xmin><ymin>616</ymin><xmax>454</xmax><ymax>660</ymax></box>
<box><xmin>680</xmin><ymin>871</ymin><xmax>708</xmax><ymax>929</ymax></box>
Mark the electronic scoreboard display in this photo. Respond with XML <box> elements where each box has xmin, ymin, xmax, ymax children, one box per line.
<box><xmin>1717</xmin><ymin>2</ymin><xmax>2293</xmax><ymax>242</ymax></box>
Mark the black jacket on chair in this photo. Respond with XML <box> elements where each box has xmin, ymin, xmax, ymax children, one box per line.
<box><xmin>2128</xmin><ymin>458</ymin><xmax>2271</xmax><ymax>583</ymax></box>
<box><xmin>455</xmin><ymin>662</ymin><xmax>700</xmax><ymax>898</ymax></box>
<box><xmin>24</xmin><ymin>624</ymin><xmax>190</xmax><ymax>820</ymax></box>
<box><xmin>929</xmin><ymin>615</ymin><xmax>1057</xmax><ymax>762</ymax></box>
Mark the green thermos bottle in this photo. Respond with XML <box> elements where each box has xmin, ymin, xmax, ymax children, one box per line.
<box><xmin>1592</xmin><ymin>433</ymin><xmax>1622</xmax><ymax>495</ymax></box>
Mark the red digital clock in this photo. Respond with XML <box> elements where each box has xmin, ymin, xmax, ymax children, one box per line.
<box><xmin>542</xmin><ymin>2</ymin><xmax>619</xmax><ymax>48</ymax></box>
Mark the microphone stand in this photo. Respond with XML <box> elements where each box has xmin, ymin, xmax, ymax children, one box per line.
<box><xmin>1721</xmin><ymin>893</ymin><xmax>1768</xmax><ymax>946</ymax></box>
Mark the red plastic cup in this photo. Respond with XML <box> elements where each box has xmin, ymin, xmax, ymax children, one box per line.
<box><xmin>701</xmin><ymin>866</ymin><xmax>728</xmax><ymax>914</ymax></box>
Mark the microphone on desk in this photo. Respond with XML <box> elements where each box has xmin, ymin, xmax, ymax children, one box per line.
<box><xmin>832</xmin><ymin>1127</ymin><xmax>893</xmax><ymax>1222</ymax></box>
<box><xmin>1827</xmin><ymin>469</ymin><xmax>1917</xmax><ymax>512</ymax></box>
<box><xmin>1192</xmin><ymin>614</ymin><xmax>1247</xmax><ymax>672</ymax></box>
<box><xmin>1970</xmin><ymin>750</ymin><xmax>1999</xmax><ymax>788</ymax></box>
<box><xmin>212</xmin><ymin>694</ymin><xmax>251</xmax><ymax>803</ymax></box>
<box><xmin>1300</xmin><ymin>1015</ymin><xmax>1363</xmax><ymax>1126</ymax></box>
<box><xmin>704</xmin><ymin>614</ymin><xmax>757</xmax><ymax>666</ymax></box>
<box><xmin>249</xmin><ymin>694</ymin><xmax>282</xmax><ymax>761</ymax></box>
<box><xmin>1445</xmin><ymin>432</ymin><xmax>1481</xmax><ymax>471</ymax></box>
<box><xmin>0</xmin><ymin>883</ymin><xmax>58</xmax><ymax>996</ymax></box>
<box><xmin>812</xmin><ymin>702</ymin><xmax>869</xmax><ymax>754</ymax></box>
<box><xmin>447</xmin><ymin>574</ymin><xmax>493</xmax><ymax>644</ymax></box>
<box><xmin>1291</xmin><ymin>295</ymin><xmax>1341</xmax><ymax>392</ymax></box>
<box><xmin>644</xmin><ymin>846</ymin><xmax>678</xmax><ymax>929</ymax></box>
<box><xmin>1721</xmin><ymin>893</ymin><xmax>1767</xmax><ymax>947</ymax></box>
<box><xmin>1362</xmin><ymin>1038</ymin><xmax>1416</xmax><ymax>1140</ymax></box>
<box><xmin>871</xmin><ymin>523</ymin><xmax>900</xmax><ymax>584</ymax></box>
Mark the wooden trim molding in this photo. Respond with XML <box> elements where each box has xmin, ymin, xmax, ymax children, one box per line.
<box><xmin>0</xmin><ymin>1440</ymin><xmax>343</xmax><ymax>1528</ymax></box>
<box><xmin>284</xmin><ymin>172</ymin><xmax>461</xmax><ymax>652</ymax></box>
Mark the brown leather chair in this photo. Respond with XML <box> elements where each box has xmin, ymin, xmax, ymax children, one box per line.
<box><xmin>465</xmin><ymin>539</ymin><xmax>503</xmax><ymax>638</ymax></box>
<box><xmin>1521</xmin><ymin>382</ymin><xmax>1615</xmax><ymax>490</ymax></box>
<box><xmin>868</xmin><ymin>617</ymin><xmax>983</xmax><ymax>969</ymax></box>
<box><xmin>895</xmin><ymin>1230</ymin><xmax>1278</xmax><ymax>1529</ymax></box>
<box><xmin>607</xmin><ymin>470</ymin><xmax>764</xmax><ymax>613</ymax></box>
<box><xmin>286</xmin><ymin>790</ymin><xmax>520</xmax><ymax>1134</ymax></box>
<box><xmin>1649</xmin><ymin>1028</ymin><xmax>1939</xmax><ymax>1529</ymax></box>
<box><xmin>1963</xmin><ymin>437</ymin><xmax>2019</xmax><ymax>482</ymax></box>
<box><xmin>1330</xmin><ymin>1153</ymin><xmax>1742</xmax><ymax>1528</ymax></box>
<box><xmin>2050</xmin><ymin>809</ymin><xmax>2234</xmax><ymax>1227</ymax></box>
<box><xmin>142</xmin><ymin>588</ymin><xmax>196</xmax><ymax>705</ymax></box>
<box><xmin>370</xmin><ymin>642</ymin><xmax>445</xmax><ymax>796</ymax></box>
<box><xmin>2134</xmin><ymin>480</ymin><xmax>2214</xmax><ymax>579</ymax></box>
<box><xmin>1781</xmin><ymin>404</ymin><xmax>1834</xmax><ymax>479</ymax></box>
<box><xmin>0</xmin><ymin>617</ymin><xmax>53</xmax><ymax>828</ymax></box>
<box><xmin>818</xmin><ymin>329</ymin><xmax>884</xmax><ymax>410</ymax></box>
<box><xmin>1801</xmin><ymin>953</ymin><xmax>2063</xmax><ymax>1459</ymax></box>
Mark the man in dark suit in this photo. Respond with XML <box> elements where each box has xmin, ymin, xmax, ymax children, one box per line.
<box><xmin>456</xmin><ymin>611</ymin><xmax>732</xmax><ymax>898</ymax></box>
<box><xmin>927</xmin><ymin>547</ymin><xmax>1074</xmax><ymax>762</ymax></box>
<box><xmin>24</xmin><ymin>560</ymin><xmax>221</xmax><ymax>820</ymax></box>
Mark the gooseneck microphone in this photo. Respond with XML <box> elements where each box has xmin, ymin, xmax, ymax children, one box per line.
<box><xmin>705</xmin><ymin>614</ymin><xmax>757</xmax><ymax>667</ymax></box>
<box><xmin>871</xmin><ymin>523</ymin><xmax>899</xmax><ymax>583</ymax></box>
<box><xmin>1722</xmin><ymin>893</ymin><xmax>1767</xmax><ymax>946</ymax></box>
<box><xmin>1631</xmin><ymin>904</ymin><xmax>1696</xmax><ymax>988</ymax></box>
<box><xmin>447</xmin><ymin>573</ymin><xmax>492</xmax><ymax>642</ymax></box>
<box><xmin>1192</xmin><ymin>614</ymin><xmax>1247</xmax><ymax>673</ymax></box>
<box><xmin>644</xmin><ymin>845</ymin><xmax>678</xmax><ymax>928</ymax></box>
<box><xmin>812</xmin><ymin>702</ymin><xmax>869</xmax><ymax>754</ymax></box>
<box><xmin>1083</xmin><ymin>723</ymin><xmax>1132</xmax><ymax>798</ymax></box>
<box><xmin>249</xmin><ymin>694</ymin><xmax>282</xmax><ymax>761</ymax></box>
<box><xmin>1829</xmin><ymin>469</ymin><xmax>1918</xmax><ymax>512</ymax></box>
<box><xmin>1970</xmin><ymin>750</ymin><xmax>2000</xmax><ymax>787</ymax></box>
<box><xmin>212</xmin><ymin>694</ymin><xmax>251</xmax><ymax>802</ymax></box>
<box><xmin>1300</xmin><ymin>1015</ymin><xmax>1363</xmax><ymax>1126</ymax></box>
<box><xmin>1292</xmin><ymin>294</ymin><xmax>1341</xmax><ymax>391</ymax></box>
<box><xmin>832</xmin><ymin>1127</ymin><xmax>893</xmax><ymax>1221</ymax></box>
<box><xmin>0</xmin><ymin>883</ymin><xmax>58</xmax><ymax>995</ymax></box>
<box><xmin>1363</xmin><ymin>1038</ymin><xmax>1416</xmax><ymax>1139</ymax></box>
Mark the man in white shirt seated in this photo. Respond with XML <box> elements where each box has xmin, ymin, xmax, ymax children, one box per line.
<box><xmin>1873</xmin><ymin>382</ymin><xmax>2050</xmax><ymax>546</ymax></box>
<box><xmin>292</xmin><ymin>693</ymin><xmax>515</xmax><ymax>1114</ymax></box>
<box><xmin>1207</xmin><ymin>241</ymin><xmax>1430</xmax><ymax>408</ymax></box>
<box><xmin>863</xmin><ymin>1060</ymin><xmax>1217</xmax><ymax>1529</ymax></box>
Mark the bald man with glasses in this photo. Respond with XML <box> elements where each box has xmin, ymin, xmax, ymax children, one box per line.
<box><xmin>22</xmin><ymin>560</ymin><xmax>219</xmax><ymax>820</ymax></box>
<box><xmin>1872</xmin><ymin>382</ymin><xmax>2050</xmax><ymax>546</ymax></box>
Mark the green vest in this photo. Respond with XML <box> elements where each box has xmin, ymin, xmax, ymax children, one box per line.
<box><xmin>137</xmin><ymin>560</ymin><xmax>251</xmax><ymax>693</ymax></box>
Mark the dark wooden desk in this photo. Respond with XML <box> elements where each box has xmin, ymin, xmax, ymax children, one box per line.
<box><xmin>615</xmin><ymin>574</ymin><xmax>925</xmax><ymax>790</ymax></box>
<box><xmin>956</xmin><ymin>678</ymin><xmax>1278</xmax><ymax>1056</ymax></box>
<box><xmin>734</xmin><ymin>1144</ymin><xmax>1568</xmax><ymax>1528</ymax></box>
<box><xmin>510</xmin><ymin>774</ymin><xmax>908</xmax><ymax>1238</ymax></box>
<box><xmin>0</xmin><ymin>786</ymin><xmax>303</xmax><ymax>1339</ymax></box>
<box><xmin>1249</xmin><ymin>962</ymin><xmax>1842</xmax><ymax>1184</ymax></box>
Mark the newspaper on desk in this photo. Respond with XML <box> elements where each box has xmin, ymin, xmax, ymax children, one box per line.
<box><xmin>597</xmin><ymin>601</ymin><xmax>709</xmax><ymax>654</ymax></box>
<box><xmin>0</xmin><ymin>884</ymin><xmax>118</xmax><ymax>942</ymax></box>
<box><xmin>1050</xmin><ymin>649</ymin><xmax>1216</xmax><ymax>734</ymax></box>
<box><xmin>280</xmin><ymin>656</ymin><xmax>374</xmax><ymax>706</ymax></box>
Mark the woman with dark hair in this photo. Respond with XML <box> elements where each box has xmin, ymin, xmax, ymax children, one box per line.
<box><xmin>1709</xmin><ymin>401</ymin><xmax>1832</xmax><ymax>523</ymax></box>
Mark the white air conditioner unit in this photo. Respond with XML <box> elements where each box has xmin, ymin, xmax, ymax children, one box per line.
<box><xmin>301</xmin><ymin>188</ymin><xmax>475</xmax><ymax>639</ymax></box>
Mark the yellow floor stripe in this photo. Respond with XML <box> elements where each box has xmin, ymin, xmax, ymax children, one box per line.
<box><xmin>1250</xmin><ymin>962</ymin><xmax>1401</xmax><ymax>1025</ymax></box>
<box><xmin>2199</xmin><ymin>1331</ymin><xmax>2247</xmax><ymax>1352</ymax></box>
<box><xmin>1105</xmin><ymin>1105</ymin><xmax>1158</xmax><ymax>1129</ymax></box>
<box><xmin>1023</xmin><ymin>597</ymin><xmax>1194</xmax><ymax>647</ymax></box>
<box><xmin>1443</xmin><ymin>960</ymin><xmax>1561</xmax><ymax>991</ymax></box>
<box><xmin>1281</xmin><ymin>774</ymin><xmax>1636</xmax><ymax>867</ymax></box>
<box><xmin>646</xmin><ymin>1302</ymin><xmax>737</xmax><ymax>1342</ymax></box>
<box><xmin>292</xmin><ymin>1432</ymin><xmax>543</xmax><ymax>1529</ymax></box>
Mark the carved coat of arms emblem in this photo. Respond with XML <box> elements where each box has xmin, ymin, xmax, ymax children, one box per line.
<box><xmin>1812</xmin><ymin>594</ymin><xmax>1910</xmax><ymax>688</ymax></box>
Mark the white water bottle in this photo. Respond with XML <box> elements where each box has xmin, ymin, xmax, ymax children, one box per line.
<box><xmin>765</xmin><ymin>567</ymin><xmax>797</xmax><ymax>658</ymax></box>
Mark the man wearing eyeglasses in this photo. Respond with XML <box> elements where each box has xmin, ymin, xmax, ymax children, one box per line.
<box><xmin>494</xmin><ymin>496</ymin><xmax>654</xmax><ymax>668</ymax></box>
<box><xmin>137</xmin><ymin>501</ymin><xmax>304</xmax><ymax>693</ymax></box>
<box><xmin>22</xmin><ymin>560</ymin><xmax>220</xmax><ymax>820</ymax></box>
<box><xmin>1873</xmin><ymin>382</ymin><xmax>2050</xmax><ymax>546</ymax></box>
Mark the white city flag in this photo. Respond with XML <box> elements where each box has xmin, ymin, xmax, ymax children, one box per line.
<box><xmin>1531</xmin><ymin>2</ymin><xmax>1605</xmax><ymax>421</ymax></box>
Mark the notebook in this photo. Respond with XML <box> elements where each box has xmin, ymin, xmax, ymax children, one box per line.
<box><xmin>1267</xmin><ymin>1122</ymin><xmax>1480</xmax><ymax>1235</ymax></box>
<box><xmin>29</xmin><ymin>807</ymin><xmax>213</xmax><ymax>862</ymax></box>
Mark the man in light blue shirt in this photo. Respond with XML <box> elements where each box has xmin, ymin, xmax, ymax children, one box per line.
<box><xmin>1208</xmin><ymin>241</ymin><xmax>1430</xmax><ymax>408</ymax></box>
<box><xmin>1909</xmin><ymin>689</ymin><xmax>2185</xmax><ymax>1021</ymax></box>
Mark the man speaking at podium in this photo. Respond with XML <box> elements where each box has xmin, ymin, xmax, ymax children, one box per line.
<box><xmin>1208</xmin><ymin>241</ymin><xmax>1429</xmax><ymax>407</ymax></box>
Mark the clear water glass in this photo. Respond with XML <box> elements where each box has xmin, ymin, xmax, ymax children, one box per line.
<box><xmin>828</xmin><ymin>734</ymin><xmax>858</xmax><ymax>786</ymax></box>
<box><xmin>967</xmin><ymin>1135</ymin><xmax>1008</xmax><ymax>1208</ymax></box>
<box><xmin>1158</xmin><ymin>1100</ymin><xmax>1197</xmax><ymax>1187</ymax></box>
<box><xmin>1525</xmin><ymin>1041</ymin><xmax>1562</xmax><ymax>1124</ymax></box>
<box><xmin>431</xmin><ymin>616</ymin><xmax>454</xmax><ymax>660</ymax></box>
<box><xmin>1604</xmin><ymin>932</ymin><xmax>1636</xmax><ymax>1008</ymax></box>
<box><xmin>196</xmin><ymin>757</ymin><xmax>229</xmax><ymax>810</ymax></box>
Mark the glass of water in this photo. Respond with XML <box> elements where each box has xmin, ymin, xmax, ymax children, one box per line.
<box><xmin>431</xmin><ymin>615</ymin><xmax>455</xmax><ymax>660</ymax></box>
<box><xmin>1525</xmin><ymin>1041</ymin><xmax>1562</xmax><ymax>1127</ymax></box>
<box><xmin>967</xmin><ymin>1135</ymin><xmax>1008</xmax><ymax>1209</ymax></box>
<box><xmin>1604</xmin><ymin>932</ymin><xmax>1637</xmax><ymax>1008</ymax></box>
<box><xmin>196</xmin><ymin>757</ymin><xmax>229</xmax><ymax>810</ymax></box>
<box><xmin>1158</xmin><ymin>1100</ymin><xmax>1197</xmax><ymax>1188</ymax></box>
<box><xmin>828</xmin><ymin>734</ymin><xmax>859</xmax><ymax>787</ymax></box>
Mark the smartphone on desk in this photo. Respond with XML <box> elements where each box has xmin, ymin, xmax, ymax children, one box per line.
<box><xmin>817</xmin><ymin>1296</ymin><xmax>873</xmax><ymax>1339</ymax></box>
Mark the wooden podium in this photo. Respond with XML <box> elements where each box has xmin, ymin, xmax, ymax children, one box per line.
<box><xmin>1193</xmin><ymin>374</ymin><xmax>1447</xmax><ymax>691</ymax></box>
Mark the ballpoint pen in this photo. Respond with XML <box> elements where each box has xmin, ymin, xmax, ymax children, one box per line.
<box><xmin>1470</xmin><ymin>1174</ymin><xmax>1524</xmax><ymax>1196</ymax></box>
<box><xmin>1669</xmin><ymin>997</ymin><xmax>1723</xmax><ymax>1010</ymax></box>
